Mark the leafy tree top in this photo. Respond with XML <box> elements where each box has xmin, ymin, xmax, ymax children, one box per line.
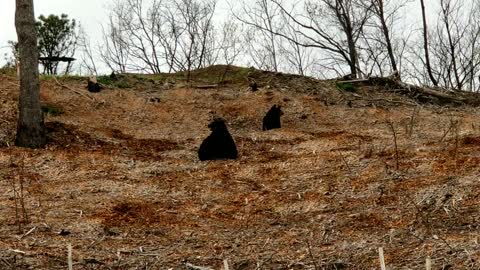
<box><xmin>36</xmin><ymin>14</ymin><xmax>78</xmax><ymax>74</ymax></box>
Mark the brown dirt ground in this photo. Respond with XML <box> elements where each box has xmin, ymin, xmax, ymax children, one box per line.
<box><xmin>1</xmin><ymin>66</ymin><xmax>480</xmax><ymax>269</ymax></box>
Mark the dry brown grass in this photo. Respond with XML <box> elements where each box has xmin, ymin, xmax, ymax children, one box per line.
<box><xmin>1</xmin><ymin>68</ymin><xmax>480</xmax><ymax>269</ymax></box>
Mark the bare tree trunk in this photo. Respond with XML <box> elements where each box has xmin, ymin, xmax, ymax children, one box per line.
<box><xmin>15</xmin><ymin>0</ymin><xmax>47</xmax><ymax>148</ymax></box>
<box><xmin>441</xmin><ymin>0</ymin><xmax>462</xmax><ymax>90</ymax></box>
<box><xmin>373</xmin><ymin>0</ymin><xmax>398</xmax><ymax>73</ymax></box>
<box><xmin>420</xmin><ymin>0</ymin><xmax>438</xmax><ymax>87</ymax></box>
<box><xmin>346</xmin><ymin>31</ymin><xmax>358</xmax><ymax>78</ymax></box>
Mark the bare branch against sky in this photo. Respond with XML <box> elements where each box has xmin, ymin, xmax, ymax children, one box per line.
<box><xmin>0</xmin><ymin>0</ymin><xmax>433</xmax><ymax>52</ymax></box>
<box><xmin>0</xmin><ymin>0</ymin><xmax>448</xmax><ymax>78</ymax></box>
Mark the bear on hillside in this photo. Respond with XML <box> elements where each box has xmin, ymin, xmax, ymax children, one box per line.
<box><xmin>87</xmin><ymin>76</ymin><xmax>101</xmax><ymax>93</ymax></box>
<box><xmin>262</xmin><ymin>105</ymin><xmax>283</xmax><ymax>131</ymax></box>
<box><xmin>198</xmin><ymin>118</ymin><xmax>238</xmax><ymax>161</ymax></box>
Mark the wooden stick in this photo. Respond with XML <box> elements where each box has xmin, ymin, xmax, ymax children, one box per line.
<box><xmin>185</xmin><ymin>263</ymin><xmax>214</xmax><ymax>270</ymax></box>
<box><xmin>378</xmin><ymin>247</ymin><xmax>386</xmax><ymax>270</ymax></box>
<box><xmin>337</xmin><ymin>78</ymin><xmax>370</xmax><ymax>84</ymax></box>
<box><xmin>338</xmin><ymin>150</ymin><xmax>353</xmax><ymax>176</ymax></box>
<box><xmin>52</xmin><ymin>76</ymin><xmax>96</xmax><ymax>102</ymax></box>
<box><xmin>223</xmin><ymin>259</ymin><xmax>230</xmax><ymax>270</ymax></box>
<box><xmin>194</xmin><ymin>84</ymin><xmax>218</xmax><ymax>89</ymax></box>
<box><xmin>9</xmin><ymin>249</ymin><xmax>26</xmax><ymax>255</ymax></box>
<box><xmin>18</xmin><ymin>226</ymin><xmax>36</xmax><ymax>239</ymax></box>
<box><xmin>426</xmin><ymin>256</ymin><xmax>431</xmax><ymax>270</ymax></box>
<box><xmin>68</xmin><ymin>243</ymin><xmax>73</xmax><ymax>270</ymax></box>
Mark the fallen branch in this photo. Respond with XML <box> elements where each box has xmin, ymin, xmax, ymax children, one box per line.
<box><xmin>18</xmin><ymin>226</ymin><xmax>36</xmax><ymax>240</ymax></box>
<box><xmin>378</xmin><ymin>247</ymin><xmax>386</xmax><ymax>270</ymax></box>
<box><xmin>185</xmin><ymin>263</ymin><xmax>214</xmax><ymax>270</ymax></box>
<box><xmin>68</xmin><ymin>243</ymin><xmax>73</xmax><ymax>270</ymax></box>
<box><xmin>9</xmin><ymin>249</ymin><xmax>26</xmax><ymax>255</ymax></box>
<box><xmin>194</xmin><ymin>84</ymin><xmax>218</xmax><ymax>89</ymax></box>
<box><xmin>365</xmin><ymin>98</ymin><xmax>418</xmax><ymax>107</ymax></box>
<box><xmin>52</xmin><ymin>76</ymin><xmax>96</xmax><ymax>102</ymax></box>
<box><xmin>338</xmin><ymin>74</ymin><xmax>471</xmax><ymax>106</ymax></box>
<box><xmin>337</xmin><ymin>78</ymin><xmax>369</xmax><ymax>84</ymax></box>
<box><xmin>426</xmin><ymin>257</ymin><xmax>432</xmax><ymax>270</ymax></box>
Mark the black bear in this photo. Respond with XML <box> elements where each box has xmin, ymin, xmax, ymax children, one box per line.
<box><xmin>110</xmin><ymin>71</ymin><xmax>117</xmax><ymax>80</ymax></box>
<box><xmin>262</xmin><ymin>105</ymin><xmax>283</xmax><ymax>131</ymax></box>
<box><xmin>87</xmin><ymin>77</ymin><xmax>101</xmax><ymax>93</ymax></box>
<box><xmin>198</xmin><ymin>118</ymin><xmax>238</xmax><ymax>161</ymax></box>
<box><xmin>249</xmin><ymin>80</ymin><xmax>258</xmax><ymax>92</ymax></box>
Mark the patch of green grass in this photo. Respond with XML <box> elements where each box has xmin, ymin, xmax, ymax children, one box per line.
<box><xmin>41</xmin><ymin>104</ymin><xmax>64</xmax><ymax>116</ymax></box>
<box><xmin>40</xmin><ymin>74</ymin><xmax>85</xmax><ymax>81</ymax></box>
<box><xmin>115</xmin><ymin>81</ymin><xmax>131</xmax><ymax>88</ymax></box>
<box><xmin>0</xmin><ymin>66</ymin><xmax>17</xmax><ymax>76</ymax></box>
<box><xmin>175</xmin><ymin>65</ymin><xmax>253</xmax><ymax>84</ymax></box>
<box><xmin>97</xmin><ymin>75</ymin><xmax>132</xmax><ymax>88</ymax></box>
<box><xmin>336</xmin><ymin>82</ymin><xmax>356</xmax><ymax>92</ymax></box>
<box><xmin>97</xmin><ymin>75</ymin><xmax>114</xmax><ymax>85</ymax></box>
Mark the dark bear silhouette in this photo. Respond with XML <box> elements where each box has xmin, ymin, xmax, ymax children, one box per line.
<box><xmin>87</xmin><ymin>77</ymin><xmax>101</xmax><ymax>93</ymax></box>
<box><xmin>262</xmin><ymin>105</ymin><xmax>283</xmax><ymax>131</ymax></box>
<box><xmin>198</xmin><ymin>118</ymin><xmax>238</xmax><ymax>161</ymax></box>
<box><xmin>249</xmin><ymin>81</ymin><xmax>258</xmax><ymax>92</ymax></box>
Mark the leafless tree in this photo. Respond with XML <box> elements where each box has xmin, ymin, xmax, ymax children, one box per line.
<box><xmin>218</xmin><ymin>21</ymin><xmax>244</xmax><ymax>66</ymax></box>
<box><xmin>236</xmin><ymin>0</ymin><xmax>282</xmax><ymax>72</ymax></box>
<box><xmin>236</xmin><ymin>0</ymin><xmax>374</xmax><ymax>78</ymax></box>
<box><xmin>406</xmin><ymin>0</ymin><xmax>480</xmax><ymax>90</ymax></box>
<box><xmin>215</xmin><ymin>20</ymin><xmax>246</xmax><ymax>82</ymax></box>
<box><xmin>363</xmin><ymin>0</ymin><xmax>412</xmax><ymax>76</ymax></box>
<box><xmin>419</xmin><ymin>0</ymin><xmax>438</xmax><ymax>86</ymax></box>
<box><xmin>101</xmin><ymin>0</ymin><xmax>217</xmax><ymax>76</ymax></box>
<box><xmin>277</xmin><ymin>15</ymin><xmax>315</xmax><ymax>76</ymax></box>
<box><xmin>103</xmin><ymin>0</ymin><xmax>163</xmax><ymax>73</ymax></box>
<box><xmin>173</xmin><ymin>0</ymin><xmax>218</xmax><ymax>80</ymax></box>
<box><xmin>100</xmin><ymin>11</ymin><xmax>131</xmax><ymax>73</ymax></box>
<box><xmin>430</xmin><ymin>0</ymin><xmax>480</xmax><ymax>91</ymax></box>
<box><xmin>15</xmin><ymin>0</ymin><xmax>46</xmax><ymax>148</ymax></box>
<box><xmin>78</xmin><ymin>27</ymin><xmax>98</xmax><ymax>75</ymax></box>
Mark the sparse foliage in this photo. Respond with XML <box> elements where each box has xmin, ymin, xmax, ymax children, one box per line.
<box><xmin>101</xmin><ymin>0</ymin><xmax>218</xmax><ymax>76</ymax></box>
<box><xmin>36</xmin><ymin>14</ymin><xmax>78</xmax><ymax>75</ymax></box>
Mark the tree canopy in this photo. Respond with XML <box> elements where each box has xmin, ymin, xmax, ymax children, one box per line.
<box><xmin>36</xmin><ymin>14</ymin><xmax>78</xmax><ymax>75</ymax></box>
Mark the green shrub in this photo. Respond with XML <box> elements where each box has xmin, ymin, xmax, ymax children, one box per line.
<box><xmin>336</xmin><ymin>82</ymin><xmax>356</xmax><ymax>92</ymax></box>
<box><xmin>41</xmin><ymin>104</ymin><xmax>64</xmax><ymax>116</ymax></box>
<box><xmin>97</xmin><ymin>75</ymin><xmax>131</xmax><ymax>88</ymax></box>
<box><xmin>97</xmin><ymin>75</ymin><xmax>114</xmax><ymax>85</ymax></box>
<box><xmin>0</xmin><ymin>66</ymin><xmax>17</xmax><ymax>76</ymax></box>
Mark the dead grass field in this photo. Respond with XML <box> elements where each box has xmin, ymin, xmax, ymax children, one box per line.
<box><xmin>1</xmin><ymin>66</ymin><xmax>480</xmax><ymax>269</ymax></box>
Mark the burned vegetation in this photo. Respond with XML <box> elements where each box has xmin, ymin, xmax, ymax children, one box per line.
<box><xmin>2</xmin><ymin>66</ymin><xmax>480</xmax><ymax>269</ymax></box>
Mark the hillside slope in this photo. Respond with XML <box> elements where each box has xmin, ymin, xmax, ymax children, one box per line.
<box><xmin>1</xmin><ymin>67</ymin><xmax>480</xmax><ymax>269</ymax></box>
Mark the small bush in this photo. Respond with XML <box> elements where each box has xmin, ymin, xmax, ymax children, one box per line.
<box><xmin>97</xmin><ymin>75</ymin><xmax>114</xmax><ymax>85</ymax></box>
<box><xmin>336</xmin><ymin>82</ymin><xmax>356</xmax><ymax>92</ymax></box>
<box><xmin>39</xmin><ymin>74</ymin><xmax>84</xmax><ymax>81</ymax></box>
<box><xmin>98</xmin><ymin>75</ymin><xmax>131</xmax><ymax>88</ymax></box>
<box><xmin>0</xmin><ymin>66</ymin><xmax>16</xmax><ymax>76</ymax></box>
<box><xmin>41</xmin><ymin>104</ymin><xmax>64</xmax><ymax>116</ymax></box>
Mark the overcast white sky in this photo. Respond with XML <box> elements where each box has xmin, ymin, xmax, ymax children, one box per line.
<box><xmin>0</xmin><ymin>0</ymin><xmax>109</xmax><ymax>63</ymax></box>
<box><xmin>0</xmin><ymin>0</ymin><xmax>438</xmax><ymax>70</ymax></box>
<box><xmin>0</xmin><ymin>0</ymin><xmax>235</xmax><ymax>67</ymax></box>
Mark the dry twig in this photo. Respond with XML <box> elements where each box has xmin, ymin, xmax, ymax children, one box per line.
<box><xmin>378</xmin><ymin>247</ymin><xmax>386</xmax><ymax>270</ymax></box>
<box><xmin>68</xmin><ymin>243</ymin><xmax>73</xmax><ymax>270</ymax></box>
<box><xmin>52</xmin><ymin>76</ymin><xmax>96</xmax><ymax>102</ymax></box>
<box><xmin>387</xmin><ymin>121</ymin><xmax>400</xmax><ymax>170</ymax></box>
